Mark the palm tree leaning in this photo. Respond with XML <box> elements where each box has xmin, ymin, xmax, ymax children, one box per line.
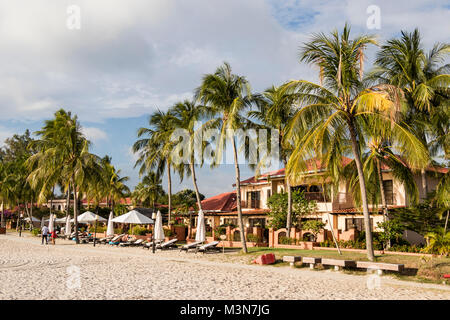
<box><xmin>284</xmin><ymin>25</ymin><xmax>404</xmax><ymax>261</ymax></box>
<box><xmin>197</xmin><ymin>62</ymin><xmax>252</xmax><ymax>253</ymax></box>
<box><xmin>369</xmin><ymin>29</ymin><xmax>450</xmax><ymax>199</ymax></box>
<box><xmin>134</xmin><ymin>110</ymin><xmax>177</xmax><ymax>225</ymax></box>
<box><xmin>249</xmin><ymin>85</ymin><xmax>297</xmax><ymax>235</ymax></box>
<box><xmin>171</xmin><ymin>100</ymin><xmax>207</xmax><ymax>213</ymax></box>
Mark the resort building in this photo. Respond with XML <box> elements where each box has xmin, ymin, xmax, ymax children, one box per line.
<box><xmin>197</xmin><ymin>157</ymin><xmax>448</xmax><ymax>244</ymax></box>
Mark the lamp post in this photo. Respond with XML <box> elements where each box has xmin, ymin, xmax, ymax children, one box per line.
<box><xmin>151</xmin><ymin>211</ymin><xmax>156</xmax><ymax>254</ymax></box>
<box><xmin>19</xmin><ymin>213</ymin><xmax>23</xmax><ymax>237</ymax></box>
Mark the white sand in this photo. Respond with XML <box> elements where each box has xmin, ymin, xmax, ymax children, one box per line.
<box><xmin>0</xmin><ymin>233</ymin><xmax>449</xmax><ymax>300</ymax></box>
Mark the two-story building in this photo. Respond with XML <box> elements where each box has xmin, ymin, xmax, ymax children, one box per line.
<box><xmin>198</xmin><ymin>157</ymin><xmax>447</xmax><ymax>243</ymax></box>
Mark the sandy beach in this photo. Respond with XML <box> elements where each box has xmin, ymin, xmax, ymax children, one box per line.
<box><xmin>0</xmin><ymin>233</ymin><xmax>449</xmax><ymax>300</ymax></box>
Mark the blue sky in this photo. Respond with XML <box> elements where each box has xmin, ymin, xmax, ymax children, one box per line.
<box><xmin>0</xmin><ymin>0</ymin><xmax>448</xmax><ymax>197</ymax></box>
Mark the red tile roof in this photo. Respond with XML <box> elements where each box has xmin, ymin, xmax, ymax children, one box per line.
<box><xmin>201</xmin><ymin>191</ymin><xmax>237</xmax><ymax>212</ymax></box>
<box><xmin>238</xmin><ymin>156</ymin><xmax>448</xmax><ymax>186</ymax></box>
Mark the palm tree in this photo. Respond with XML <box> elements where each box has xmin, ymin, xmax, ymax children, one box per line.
<box><xmin>369</xmin><ymin>29</ymin><xmax>450</xmax><ymax>198</ymax></box>
<box><xmin>98</xmin><ymin>156</ymin><xmax>130</xmax><ymax>215</ymax></box>
<box><xmin>132</xmin><ymin>172</ymin><xmax>164</xmax><ymax>210</ymax></box>
<box><xmin>284</xmin><ymin>25</ymin><xmax>404</xmax><ymax>261</ymax></box>
<box><xmin>196</xmin><ymin>62</ymin><xmax>252</xmax><ymax>253</ymax></box>
<box><xmin>249</xmin><ymin>86</ymin><xmax>298</xmax><ymax>234</ymax></box>
<box><xmin>170</xmin><ymin>100</ymin><xmax>207</xmax><ymax>213</ymax></box>
<box><xmin>28</xmin><ymin>109</ymin><xmax>100</xmax><ymax>244</ymax></box>
<box><xmin>133</xmin><ymin>110</ymin><xmax>177</xmax><ymax>225</ymax></box>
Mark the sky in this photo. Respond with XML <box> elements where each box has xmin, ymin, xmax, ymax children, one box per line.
<box><xmin>0</xmin><ymin>0</ymin><xmax>448</xmax><ymax>197</ymax></box>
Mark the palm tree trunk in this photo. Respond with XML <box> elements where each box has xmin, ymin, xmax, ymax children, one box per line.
<box><xmin>232</xmin><ymin>137</ymin><xmax>248</xmax><ymax>253</ymax></box>
<box><xmin>66</xmin><ymin>183</ymin><xmax>70</xmax><ymax>218</ymax></box>
<box><xmin>376</xmin><ymin>158</ymin><xmax>388</xmax><ymax>219</ymax></box>
<box><xmin>0</xmin><ymin>200</ymin><xmax>5</xmax><ymax>228</ymax></box>
<box><xmin>284</xmin><ymin>158</ymin><xmax>293</xmax><ymax>238</ymax></box>
<box><xmin>190</xmin><ymin>160</ymin><xmax>203</xmax><ymax>212</ymax></box>
<box><xmin>167</xmin><ymin>162</ymin><xmax>172</xmax><ymax>226</ymax></box>
<box><xmin>444</xmin><ymin>210</ymin><xmax>449</xmax><ymax>234</ymax></box>
<box><xmin>72</xmin><ymin>176</ymin><xmax>79</xmax><ymax>244</ymax></box>
<box><xmin>420</xmin><ymin>168</ymin><xmax>428</xmax><ymax>200</ymax></box>
<box><xmin>348</xmin><ymin>119</ymin><xmax>375</xmax><ymax>261</ymax></box>
<box><xmin>1</xmin><ymin>201</ymin><xmax>4</xmax><ymax>228</ymax></box>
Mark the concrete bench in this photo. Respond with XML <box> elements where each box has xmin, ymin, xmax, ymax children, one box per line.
<box><xmin>282</xmin><ymin>256</ymin><xmax>302</xmax><ymax>267</ymax></box>
<box><xmin>302</xmin><ymin>257</ymin><xmax>321</xmax><ymax>269</ymax></box>
<box><xmin>321</xmin><ymin>258</ymin><xmax>356</xmax><ymax>271</ymax></box>
<box><xmin>356</xmin><ymin>261</ymin><xmax>404</xmax><ymax>275</ymax></box>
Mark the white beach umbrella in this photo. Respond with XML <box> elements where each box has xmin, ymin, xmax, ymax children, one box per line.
<box><xmin>111</xmin><ymin>210</ymin><xmax>154</xmax><ymax>224</ymax></box>
<box><xmin>195</xmin><ymin>209</ymin><xmax>206</xmax><ymax>242</ymax></box>
<box><xmin>65</xmin><ymin>215</ymin><xmax>72</xmax><ymax>236</ymax></box>
<box><xmin>106</xmin><ymin>211</ymin><xmax>114</xmax><ymax>237</ymax></box>
<box><xmin>55</xmin><ymin>217</ymin><xmax>67</xmax><ymax>224</ymax></box>
<box><xmin>24</xmin><ymin>216</ymin><xmax>40</xmax><ymax>223</ymax></box>
<box><xmin>153</xmin><ymin>210</ymin><xmax>165</xmax><ymax>242</ymax></box>
<box><xmin>77</xmin><ymin>211</ymin><xmax>107</xmax><ymax>223</ymax></box>
<box><xmin>48</xmin><ymin>214</ymin><xmax>54</xmax><ymax>233</ymax></box>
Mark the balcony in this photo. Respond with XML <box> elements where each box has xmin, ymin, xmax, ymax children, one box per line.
<box><xmin>304</xmin><ymin>192</ymin><xmax>330</xmax><ymax>202</ymax></box>
<box><xmin>241</xmin><ymin>200</ymin><xmax>261</xmax><ymax>209</ymax></box>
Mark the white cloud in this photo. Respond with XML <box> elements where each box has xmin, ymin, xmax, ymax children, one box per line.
<box><xmin>81</xmin><ymin>127</ymin><xmax>107</xmax><ymax>143</ymax></box>
<box><xmin>0</xmin><ymin>127</ymin><xmax>14</xmax><ymax>147</ymax></box>
<box><xmin>0</xmin><ymin>0</ymin><xmax>447</xmax><ymax>124</ymax></box>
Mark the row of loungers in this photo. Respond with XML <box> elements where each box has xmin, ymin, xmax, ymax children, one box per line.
<box><xmin>93</xmin><ymin>235</ymin><xmax>221</xmax><ymax>254</ymax></box>
<box><xmin>282</xmin><ymin>255</ymin><xmax>404</xmax><ymax>274</ymax></box>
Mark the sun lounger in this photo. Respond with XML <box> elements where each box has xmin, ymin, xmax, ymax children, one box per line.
<box><xmin>179</xmin><ymin>241</ymin><xmax>203</xmax><ymax>252</ymax></box>
<box><xmin>131</xmin><ymin>239</ymin><xmax>144</xmax><ymax>246</ymax></box>
<box><xmin>108</xmin><ymin>234</ymin><xmax>126</xmax><ymax>246</ymax></box>
<box><xmin>98</xmin><ymin>236</ymin><xmax>114</xmax><ymax>244</ymax></box>
<box><xmin>143</xmin><ymin>240</ymin><xmax>162</xmax><ymax>250</ymax></box>
<box><xmin>195</xmin><ymin>241</ymin><xmax>220</xmax><ymax>254</ymax></box>
<box><xmin>156</xmin><ymin>239</ymin><xmax>178</xmax><ymax>250</ymax></box>
<box><xmin>119</xmin><ymin>238</ymin><xmax>144</xmax><ymax>247</ymax></box>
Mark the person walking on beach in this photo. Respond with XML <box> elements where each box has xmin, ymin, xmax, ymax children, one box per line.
<box><xmin>41</xmin><ymin>225</ymin><xmax>49</xmax><ymax>245</ymax></box>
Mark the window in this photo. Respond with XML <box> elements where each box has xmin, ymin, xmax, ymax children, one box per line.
<box><xmin>249</xmin><ymin>218</ymin><xmax>265</xmax><ymax>228</ymax></box>
<box><xmin>223</xmin><ymin>218</ymin><xmax>238</xmax><ymax>226</ymax></box>
<box><xmin>246</xmin><ymin>191</ymin><xmax>261</xmax><ymax>209</ymax></box>
<box><xmin>267</xmin><ymin>189</ymin><xmax>271</xmax><ymax>200</ymax></box>
<box><xmin>345</xmin><ymin>218</ymin><xmax>373</xmax><ymax>232</ymax></box>
<box><xmin>383</xmin><ymin>180</ymin><xmax>394</xmax><ymax>205</ymax></box>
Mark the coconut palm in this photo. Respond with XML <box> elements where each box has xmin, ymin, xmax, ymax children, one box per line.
<box><xmin>133</xmin><ymin>110</ymin><xmax>177</xmax><ymax>225</ymax></box>
<box><xmin>369</xmin><ymin>29</ymin><xmax>450</xmax><ymax>198</ymax></box>
<box><xmin>28</xmin><ymin>109</ymin><xmax>100</xmax><ymax>244</ymax></box>
<box><xmin>196</xmin><ymin>62</ymin><xmax>252</xmax><ymax>253</ymax></box>
<box><xmin>248</xmin><ymin>85</ymin><xmax>298</xmax><ymax>234</ymax></box>
<box><xmin>424</xmin><ymin>227</ymin><xmax>450</xmax><ymax>256</ymax></box>
<box><xmin>284</xmin><ymin>25</ymin><xmax>405</xmax><ymax>261</ymax></box>
<box><xmin>132</xmin><ymin>172</ymin><xmax>164</xmax><ymax>210</ymax></box>
<box><xmin>170</xmin><ymin>100</ymin><xmax>208</xmax><ymax>213</ymax></box>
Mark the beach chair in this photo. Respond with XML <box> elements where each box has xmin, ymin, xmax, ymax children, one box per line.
<box><xmin>143</xmin><ymin>240</ymin><xmax>163</xmax><ymax>250</ymax></box>
<box><xmin>108</xmin><ymin>234</ymin><xmax>125</xmax><ymax>246</ymax></box>
<box><xmin>196</xmin><ymin>241</ymin><xmax>220</xmax><ymax>254</ymax></box>
<box><xmin>156</xmin><ymin>239</ymin><xmax>178</xmax><ymax>250</ymax></box>
<box><xmin>98</xmin><ymin>236</ymin><xmax>114</xmax><ymax>244</ymax></box>
<box><xmin>119</xmin><ymin>238</ymin><xmax>142</xmax><ymax>247</ymax></box>
<box><xmin>179</xmin><ymin>241</ymin><xmax>203</xmax><ymax>252</ymax></box>
<box><xmin>131</xmin><ymin>239</ymin><xmax>144</xmax><ymax>247</ymax></box>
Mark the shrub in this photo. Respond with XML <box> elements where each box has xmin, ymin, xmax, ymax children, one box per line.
<box><xmin>130</xmin><ymin>226</ymin><xmax>149</xmax><ymax>236</ymax></box>
<box><xmin>32</xmin><ymin>228</ymin><xmax>40</xmax><ymax>236</ymax></box>
<box><xmin>164</xmin><ymin>229</ymin><xmax>174</xmax><ymax>237</ymax></box>
<box><xmin>246</xmin><ymin>234</ymin><xmax>260</xmax><ymax>243</ymax></box>
<box><xmin>279</xmin><ymin>236</ymin><xmax>296</xmax><ymax>245</ymax></box>
<box><xmin>88</xmin><ymin>226</ymin><xmax>106</xmax><ymax>233</ymax></box>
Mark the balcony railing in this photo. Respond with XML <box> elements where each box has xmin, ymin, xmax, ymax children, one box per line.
<box><xmin>304</xmin><ymin>192</ymin><xmax>330</xmax><ymax>202</ymax></box>
<box><xmin>241</xmin><ymin>200</ymin><xmax>261</xmax><ymax>209</ymax></box>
